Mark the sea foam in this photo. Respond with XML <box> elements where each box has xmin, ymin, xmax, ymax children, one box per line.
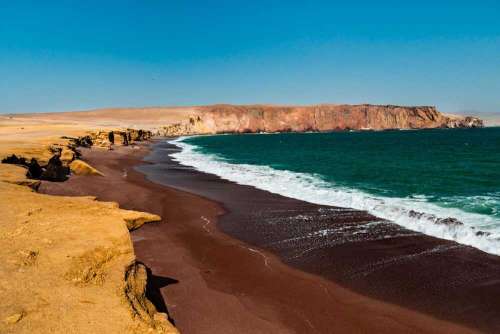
<box><xmin>170</xmin><ymin>137</ymin><xmax>500</xmax><ymax>256</ymax></box>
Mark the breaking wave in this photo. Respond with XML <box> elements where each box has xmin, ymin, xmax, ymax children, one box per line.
<box><xmin>169</xmin><ymin>137</ymin><xmax>500</xmax><ymax>256</ymax></box>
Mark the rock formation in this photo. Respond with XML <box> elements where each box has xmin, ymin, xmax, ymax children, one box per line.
<box><xmin>69</xmin><ymin>160</ymin><xmax>104</xmax><ymax>176</ymax></box>
<box><xmin>0</xmin><ymin>181</ymin><xmax>178</xmax><ymax>334</ymax></box>
<box><xmin>0</xmin><ymin>123</ymin><xmax>177</xmax><ymax>333</ymax></box>
<box><xmin>159</xmin><ymin>104</ymin><xmax>484</xmax><ymax>136</ymax></box>
<box><xmin>26</xmin><ymin>158</ymin><xmax>42</xmax><ymax>179</ymax></box>
<box><xmin>2</xmin><ymin>128</ymin><xmax>153</xmax><ymax>181</ymax></box>
<box><xmin>87</xmin><ymin>129</ymin><xmax>153</xmax><ymax>148</ymax></box>
<box><xmin>40</xmin><ymin>154</ymin><xmax>70</xmax><ymax>181</ymax></box>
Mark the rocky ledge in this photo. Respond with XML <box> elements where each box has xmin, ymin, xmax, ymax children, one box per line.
<box><xmin>0</xmin><ymin>127</ymin><xmax>177</xmax><ymax>334</ymax></box>
<box><xmin>158</xmin><ymin>104</ymin><xmax>483</xmax><ymax>136</ymax></box>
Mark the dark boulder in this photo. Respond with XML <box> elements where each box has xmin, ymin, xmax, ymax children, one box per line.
<box><xmin>41</xmin><ymin>155</ymin><xmax>70</xmax><ymax>182</ymax></box>
<box><xmin>121</xmin><ymin>132</ymin><xmax>129</xmax><ymax>146</ymax></box>
<box><xmin>108</xmin><ymin>131</ymin><xmax>115</xmax><ymax>144</ymax></box>
<box><xmin>27</xmin><ymin>158</ymin><xmax>43</xmax><ymax>179</ymax></box>
<box><xmin>408</xmin><ymin>210</ymin><xmax>424</xmax><ymax>219</ymax></box>
<box><xmin>435</xmin><ymin>217</ymin><xmax>463</xmax><ymax>226</ymax></box>
<box><xmin>2</xmin><ymin>154</ymin><xmax>27</xmax><ymax>166</ymax></box>
<box><xmin>73</xmin><ymin>135</ymin><xmax>93</xmax><ymax>148</ymax></box>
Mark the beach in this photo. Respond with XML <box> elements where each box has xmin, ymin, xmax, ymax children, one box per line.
<box><xmin>2</xmin><ymin>1</ymin><xmax>498</xmax><ymax>330</ymax></box>
<box><xmin>41</xmin><ymin>139</ymin><xmax>500</xmax><ymax>333</ymax></box>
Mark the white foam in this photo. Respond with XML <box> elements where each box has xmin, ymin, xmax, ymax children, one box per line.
<box><xmin>169</xmin><ymin>137</ymin><xmax>500</xmax><ymax>256</ymax></box>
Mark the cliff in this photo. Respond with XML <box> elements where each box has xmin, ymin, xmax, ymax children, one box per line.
<box><xmin>159</xmin><ymin>104</ymin><xmax>483</xmax><ymax>136</ymax></box>
<box><xmin>0</xmin><ymin>120</ymin><xmax>178</xmax><ymax>333</ymax></box>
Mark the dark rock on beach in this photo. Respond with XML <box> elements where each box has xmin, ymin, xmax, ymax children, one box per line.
<box><xmin>27</xmin><ymin>158</ymin><xmax>43</xmax><ymax>179</ymax></box>
<box><xmin>435</xmin><ymin>217</ymin><xmax>463</xmax><ymax>226</ymax></box>
<box><xmin>108</xmin><ymin>131</ymin><xmax>115</xmax><ymax>144</ymax></box>
<box><xmin>2</xmin><ymin>154</ymin><xmax>27</xmax><ymax>165</ymax></box>
<box><xmin>41</xmin><ymin>155</ymin><xmax>70</xmax><ymax>182</ymax></box>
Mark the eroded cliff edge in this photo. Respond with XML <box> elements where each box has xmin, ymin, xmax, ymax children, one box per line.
<box><xmin>0</xmin><ymin>124</ymin><xmax>178</xmax><ymax>333</ymax></box>
<box><xmin>159</xmin><ymin>104</ymin><xmax>483</xmax><ymax>135</ymax></box>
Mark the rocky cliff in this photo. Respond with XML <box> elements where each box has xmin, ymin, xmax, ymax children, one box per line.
<box><xmin>159</xmin><ymin>104</ymin><xmax>483</xmax><ymax>136</ymax></box>
<box><xmin>0</xmin><ymin>122</ymin><xmax>178</xmax><ymax>334</ymax></box>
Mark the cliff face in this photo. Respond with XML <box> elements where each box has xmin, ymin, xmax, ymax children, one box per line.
<box><xmin>0</xmin><ymin>181</ymin><xmax>177</xmax><ymax>334</ymax></box>
<box><xmin>160</xmin><ymin>104</ymin><xmax>483</xmax><ymax>136</ymax></box>
<box><xmin>0</xmin><ymin>121</ymin><xmax>178</xmax><ymax>334</ymax></box>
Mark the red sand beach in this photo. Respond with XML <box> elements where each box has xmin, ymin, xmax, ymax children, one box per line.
<box><xmin>40</xmin><ymin>141</ymin><xmax>495</xmax><ymax>333</ymax></box>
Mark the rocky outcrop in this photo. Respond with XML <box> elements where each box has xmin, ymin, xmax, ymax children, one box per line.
<box><xmin>3</xmin><ymin>153</ymin><xmax>70</xmax><ymax>182</ymax></box>
<box><xmin>89</xmin><ymin>129</ymin><xmax>153</xmax><ymax>148</ymax></box>
<box><xmin>0</xmin><ymin>181</ymin><xmax>178</xmax><ymax>334</ymax></box>
<box><xmin>123</xmin><ymin>262</ymin><xmax>177</xmax><ymax>333</ymax></box>
<box><xmin>0</xmin><ymin>125</ymin><xmax>175</xmax><ymax>333</ymax></box>
<box><xmin>2</xmin><ymin>128</ymin><xmax>153</xmax><ymax>182</ymax></box>
<box><xmin>41</xmin><ymin>154</ymin><xmax>70</xmax><ymax>181</ymax></box>
<box><xmin>64</xmin><ymin>135</ymin><xmax>93</xmax><ymax>148</ymax></box>
<box><xmin>69</xmin><ymin>160</ymin><xmax>104</xmax><ymax>176</ymax></box>
<box><xmin>444</xmin><ymin>116</ymin><xmax>484</xmax><ymax>128</ymax></box>
<box><xmin>159</xmin><ymin>104</ymin><xmax>483</xmax><ymax>136</ymax></box>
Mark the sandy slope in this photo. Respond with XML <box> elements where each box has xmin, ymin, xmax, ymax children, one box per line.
<box><xmin>5</xmin><ymin>106</ymin><xmax>197</xmax><ymax>129</ymax></box>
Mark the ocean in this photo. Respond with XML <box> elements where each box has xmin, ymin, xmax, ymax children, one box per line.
<box><xmin>170</xmin><ymin>127</ymin><xmax>500</xmax><ymax>255</ymax></box>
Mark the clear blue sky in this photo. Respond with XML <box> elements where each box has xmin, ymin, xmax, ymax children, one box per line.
<box><xmin>1</xmin><ymin>1</ymin><xmax>499</xmax><ymax>114</ymax></box>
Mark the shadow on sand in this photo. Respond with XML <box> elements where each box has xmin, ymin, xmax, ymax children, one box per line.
<box><xmin>145</xmin><ymin>265</ymin><xmax>179</xmax><ymax>326</ymax></box>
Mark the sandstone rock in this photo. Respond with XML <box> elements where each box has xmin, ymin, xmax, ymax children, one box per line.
<box><xmin>74</xmin><ymin>135</ymin><xmax>93</xmax><ymax>148</ymax></box>
<box><xmin>63</xmin><ymin>136</ymin><xmax>85</xmax><ymax>148</ymax></box>
<box><xmin>60</xmin><ymin>148</ymin><xmax>75</xmax><ymax>164</ymax></box>
<box><xmin>124</xmin><ymin>262</ymin><xmax>179</xmax><ymax>333</ymax></box>
<box><xmin>121</xmin><ymin>211</ymin><xmax>162</xmax><ymax>231</ymax></box>
<box><xmin>69</xmin><ymin>160</ymin><xmax>104</xmax><ymax>176</ymax></box>
<box><xmin>159</xmin><ymin>104</ymin><xmax>484</xmax><ymax>136</ymax></box>
<box><xmin>0</xmin><ymin>181</ymin><xmax>176</xmax><ymax>333</ymax></box>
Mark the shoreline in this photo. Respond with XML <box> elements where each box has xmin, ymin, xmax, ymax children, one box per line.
<box><xmin>140</xmin><ymin>140</ymin><xmax>500</xmax><ymax>333</ymax></box>
<box><xmin>41</xmin><ymin>140</ymin><xmax>491</xmax><ymax>333</ymax></box>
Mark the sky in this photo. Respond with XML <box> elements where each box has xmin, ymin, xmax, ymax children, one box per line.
<box><xmin>0</xmin><ymin>1</ymin><xmax>499</xmax><ymax>114</ymax></box>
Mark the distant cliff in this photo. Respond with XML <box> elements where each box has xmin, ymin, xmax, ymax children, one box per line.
<box><xmin>159</xmin><ymin>104</ymin><xmax>483</xmax><ymax>136</ymax></box>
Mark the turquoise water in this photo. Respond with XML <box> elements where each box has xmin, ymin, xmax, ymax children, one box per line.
<box><xmin>171</xmin><ymin>128</ymin><xmax>500</xmax><ymax>254</ymax></box>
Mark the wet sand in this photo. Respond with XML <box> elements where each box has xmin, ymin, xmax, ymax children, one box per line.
<box><xmin>41</xmin><ymin>141</ymin><xmax>500</xmax><ymax>333</ymax></box>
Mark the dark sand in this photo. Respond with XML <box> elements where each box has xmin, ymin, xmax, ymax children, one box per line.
<box><xmin>41</xmin><ymin>141</ymin><xmax>500</xmax><ymax>333</ymax></box>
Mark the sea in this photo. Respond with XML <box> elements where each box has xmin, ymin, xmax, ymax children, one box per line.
<box><xmin>170</xmin><ymin>127</ymin><xmax>500</xmax><ymax>256</ymax></box>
